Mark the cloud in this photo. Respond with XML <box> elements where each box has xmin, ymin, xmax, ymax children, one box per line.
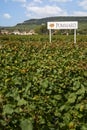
<box><xmin>12</xmin><ymin>0</ymin><xmax>26</xmax><ymax>3</ymax></box>
<box><xmin>25</xmin><ymin>5</ymin><xmax>68</xmax><ymax>18</ymax></box>
<box><xmin>78</xmin><ymin>0</ymin><xmax>87</xmax><ymax>10</ymax></box>
<box><xmin>3</xmin><ymin>13</ymin><xmax>11</xmax><ymax>19</ymax></box>
<box><xmin>33</xmin><ymin>0</ymin><xmax>42</xmax><ymax>3</ymax></box>
<box><xmin>50</xmin><ymin>0</ymin><xmax>72</xmax><ymax>2</ymax></box>
<box><xmin>73</xmin><ymin>11</ymin><xmax>87</xmax><ymax>16</ymax></box>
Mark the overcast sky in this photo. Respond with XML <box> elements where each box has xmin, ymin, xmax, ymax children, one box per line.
<box><xmin>0</xmin><ymin>0</ymin><xmax>87</xmax><ymax>26</ymax></box>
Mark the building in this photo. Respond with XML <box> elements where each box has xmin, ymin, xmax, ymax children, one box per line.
<box><xmin>1</xmin><ymin>30</ymin><xmax>9</xmax><ymax>35</ymax></box>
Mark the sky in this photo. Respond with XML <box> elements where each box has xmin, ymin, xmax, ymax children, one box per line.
<box><xmin>0</xmin><ymin>0</ymin><xmax>87</xmax><ymax>26</ymax></box>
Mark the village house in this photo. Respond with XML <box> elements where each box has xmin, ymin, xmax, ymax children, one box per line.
<box><xmin>0</xmin><ymin>29</ymin><xmax>37</xmax><ymax>35</ymax></box>
<box><xmin>20</xmin><ymin>31</ymin><xmax>27</xmax><ymax>35</ymax></box>
<box><xmin>12</xmin><ymin>30</ymin><xmax>20</xmax><ymax>35</ymax></box>
<box><xmin>1</xmin><ymin>29</ymin><xmax>9</xmax><ymax>35</ymax></box>
<box><xmin>20</xmin><ymin>30</ymin><xmax>36</xmax><ymax>35</ymax></box>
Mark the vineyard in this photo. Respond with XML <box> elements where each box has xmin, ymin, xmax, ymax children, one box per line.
<box><xmin>0</xmin><ymin>35</ymin><xmax>87</xmax><ymax>130</ymax></box>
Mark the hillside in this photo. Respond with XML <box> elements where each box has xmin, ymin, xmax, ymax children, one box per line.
<box><xmin>0</xmin><ymin>16</ymin><xmax>87</xmax><ymax>34</ymax></box>
<box><xmin>15</xmin><ymin>16</ymin><xmax>87</xmax><ymax>31</ymax></box>
<box><xmin>23</xmin><ymin>16</ymin><xmax>87</xmax><ymax>24</ymax></box>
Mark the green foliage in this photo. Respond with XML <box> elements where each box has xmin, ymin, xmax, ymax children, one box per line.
<box><xmin>35</xmin><ymin>24</ymin><xmax>47</xmax><ymax>34</ymax></box>
<box><xmin>20</xmin><ymin>119</ymin><xmax>33</xmax><ymax>130</ymax></box>
<box><xmin>0</xmin><ymin>35</ymin><xmax>87</xmax><ymax>130</ymax></box>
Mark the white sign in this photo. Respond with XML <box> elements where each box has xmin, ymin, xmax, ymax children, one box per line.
<box><xmin>47</xmin><ymin>21</ymin><xmax>78</xmax><ymax>44</ymax></box>
<box><xmin>47</xmin><ymin>21</ymin><xmax>78</xmax><ymax>30</ymax></box>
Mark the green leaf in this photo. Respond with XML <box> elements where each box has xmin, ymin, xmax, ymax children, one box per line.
<box><xmin>54</xmin><ymin>109</ymin><xmax>61</xmax><ymax>117</ymax></box>
<box><xmin>73</xmin><ymin>80</ymin><xmax>81</xmax><ymax>91</ymax></box>
<box><xmin>84</xmin><ymin>71</ymin><xmax>87</xmax><ymax>77</ymax></box>
<box><xmin>81</xmin><ymin>125</ymin><xmax>87</xmax><ymax>130</ymax></box>
<box><xmin>3</xmin><ymin>104</ymin><xmax>14</xmax><ymax>115</ymax></box>
<box><xmin>20</xmin><ymin>119</ymin><xmax>33</xmax><ymax>130</ymax></box>
<box><xmin>53</xmin><ymin>95</ymin><xmax>62</xmax><ymax>100</ymax></box>
<box><xmin>68</xmin><ymin>93</ymin><xmax>76</xmax><ymax>103</ymax></box>
<box><xmin>17</xmin><ymin>98</ymin><xmax>27</xmax><ymax>106</ymax></box>
<box><xmin>76</xmin><ymin>84</ymin><xmax>85</xmax><ymax>95</ymax></box>
<box><xmin>59</xmin><ymin>105</ymin><xmax>66</xmax><ymax>112</ymax></box>
<box><xmin>0</xmin><ymin>94</ymin><xmax>3</xmax><ymax>103</ymax></box>
<box><xmin>39</xmin><ymin>116</ymin><xmax>45</xmax><ymax>125</ymax></box>
<box><xmin>41</xmin><ymin>79</ymin><xmax>49</xmax><ymax>88</ymax></box>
